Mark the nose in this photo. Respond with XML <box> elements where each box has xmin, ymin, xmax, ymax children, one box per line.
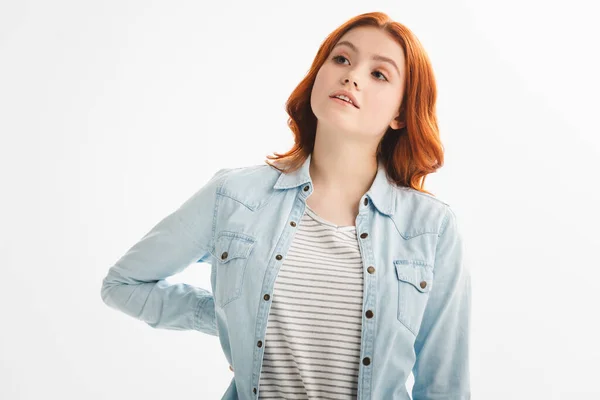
<box><xmin>344</xmin><ymin>78</ymin><xmax>358</xmax><ymax>88</ymax></box>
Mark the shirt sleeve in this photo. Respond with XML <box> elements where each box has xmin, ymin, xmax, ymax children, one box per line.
<box><xmin>411</xmin><ymin>206</ymin><xmax>472</xmax><ymax>400</ymax></box>
<box><xmin>100</xmin><ymin>168</ymin><xmax>231</xmax><ymax>336</ymax></box>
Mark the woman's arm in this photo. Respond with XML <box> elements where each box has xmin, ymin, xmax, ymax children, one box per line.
<box><xmin>412</xmin><ymin>206</ymin><xmax>472</xmax><ymax>400</ymax></box>
<box><xmin>100</xmin><ymin>168</ymin><xmax>231</xmax><ymax>335</ymax></box>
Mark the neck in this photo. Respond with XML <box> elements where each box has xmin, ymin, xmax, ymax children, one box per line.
<box><xmin>309</xmin><ymin>124</ymin><xmax>380</xmax><ymax>201</ymax></box>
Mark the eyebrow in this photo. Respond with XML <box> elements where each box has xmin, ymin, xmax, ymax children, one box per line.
<box><xmin>333</xmin><ymin>40</ymin><xmax>400</xmax><ymax>76</ymax></box>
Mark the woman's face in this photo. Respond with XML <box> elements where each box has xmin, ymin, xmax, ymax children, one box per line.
<box><xmin>310</xmin><ymin>26</ymin><xmax>406</xmax><ymax>139</ymax></box>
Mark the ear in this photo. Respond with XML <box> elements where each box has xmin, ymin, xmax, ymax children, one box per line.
<box><xmin>390</xmin><ymin>118</ymin><xmax>406</xmax><ymax>130</ymax></box>
<box><xmin>389</xmin><ymin>108</ymin><xmax>406</xmax><ymax>130</ymax></box>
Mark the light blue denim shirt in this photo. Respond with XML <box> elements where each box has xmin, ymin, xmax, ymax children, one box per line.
<box><xmin>100</xmin><ymin>152</ymin><xmax>471</xmax><ymax>400</ymax></box>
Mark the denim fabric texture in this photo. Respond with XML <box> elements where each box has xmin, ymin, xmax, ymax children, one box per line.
<box><xmin>100</xmin><ymin>152</ymin><xmax>471</xmax><ymax>400</ymax></box>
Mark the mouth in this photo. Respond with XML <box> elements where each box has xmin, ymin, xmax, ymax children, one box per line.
<box><xmin>329</xmin><ymin>89</ymin><xmax>359</xmax><ymax>108</ymax></box>
<box><xmin>329</xmin><ymin>95</ymin><xmax>359</xmax><ymax>109</ymax></box>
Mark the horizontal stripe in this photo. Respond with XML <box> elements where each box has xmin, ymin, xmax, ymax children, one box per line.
<box><xmin>258</xmin><ymin>205</ymin><xmax>363</xmax><ymax>399</ymax></box>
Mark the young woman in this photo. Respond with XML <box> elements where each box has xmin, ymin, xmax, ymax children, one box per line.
<box><xmin>101</xmin><ymin>11</ymin><xmax>471</xmax><ymax>400</ymax></box>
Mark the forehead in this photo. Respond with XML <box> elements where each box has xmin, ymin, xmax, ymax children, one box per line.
<box><xmin>335</xmin><ymin>26</ymin><xmax>405</xmax><ymax>66</ymax></box>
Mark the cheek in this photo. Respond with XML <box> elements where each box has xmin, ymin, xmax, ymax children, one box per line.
<box><xmin>310</xmin><ymin>70</ymin><xmax>332</xmax><ymax>110</ymax></box>
<box><xmin>312</xmin><ymin>68</ymin><xmax>330</xmax><ymax>93</ymax></box>
<box><xmin>368</xmin><ymin>91</ymin><xmax>399</xmax><ymax>115</ymax></box>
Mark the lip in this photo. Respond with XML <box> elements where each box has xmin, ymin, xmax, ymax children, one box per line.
<box><xmin>329</xmin><ymin>89</ymin><xmax>359</xmax><ymax>109</ymax></box>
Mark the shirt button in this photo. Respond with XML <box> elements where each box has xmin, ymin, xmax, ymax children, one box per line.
<box><xmin>290</xmin><ymin>221</ymin><xmax>296</xmax><ymax>227</ymax></box>
<box><xmin>420</xmin><ymin>281</ymin><xmax>427</xmax><ymax>289</ymax></box>
<box><xmin>303</xmin><ymin>185</ymin><xmax>309</xmax><ymax>191</ymax></box>
<box><xmin>221</xmin><ymin>252</ymin><xmax>228</xmax><ymax>260</ymax></box>
<box><xmin>276</xmin><ymin>254</ymin><xmax>283</xmax><ymax>260</ymax></box>
<box><xmin>253</xmin><ymin>388</ymin><xmax>257</xmax><ymax>394</ymax></box>
<box><xmin>257</xmin><ymin>340</ymin><xmax>263</xmax><ymax>347</ymax></box>
<box><xmin>360</xmin><ymin>233</ymin><xmax>368</xmax><ymax>239</ymax></box>
<box><xmin>263</xmin><ymin>294</ymin><xmax>270</xmax><ymax>301</ymax></box>
<box><xmin>229</xmin><ymin>365</ymin><xmax>234</xmax><ymax>372</ymax></box>
<box><xmin>365</xmin><ymin>310</ymin><xmax>374</xmax><ymax>318</ymax></box>
<box><xmin>363</xmin><ymin>197</ymin><xmax>368</xmax><ymax>206</ymax></box>
<box><xmin>367</xmin><ymin>266</ymin><xmax>375</xmax><ymax>274</ymax></box>
<box><xmin>362</xmin><ymin>357</ymin><xmax>371</xmax><ymax>366</ymax></box>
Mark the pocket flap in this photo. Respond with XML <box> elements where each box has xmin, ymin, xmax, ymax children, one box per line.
<box><xmin>394</xmin><ymin>261</ymin><xmax>433</xmax><ymax>293</ymax></box>
<box><xmin>215</xmin><ymin>232</ymin><xmax>255</xmax><ymax>263</ymax></box>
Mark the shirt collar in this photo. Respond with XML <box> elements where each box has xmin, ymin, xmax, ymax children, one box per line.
<box><xmin>272</xmin><ymin>152</ymin><xmax>396</xmax><ymax>216</ymax></box>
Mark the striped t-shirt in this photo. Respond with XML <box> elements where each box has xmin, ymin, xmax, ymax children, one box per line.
<box><xmin>258</xmin><ymin>204</ymin><xmax>365</xmax><ymax>399</ymax></box>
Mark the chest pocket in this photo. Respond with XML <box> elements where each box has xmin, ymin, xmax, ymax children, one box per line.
<box><xmin>394</xmin><ymin>260</ymin><xmax>434</xmax><ymax>336</ymax></box>
<box><xmin>213</xmin><ymin>232</ymin><xmax>256</xmax><ymax>308</ymax></box>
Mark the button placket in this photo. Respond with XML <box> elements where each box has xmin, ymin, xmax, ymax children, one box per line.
<box><xmin>357</xmin><ymin>195</ymin><xmax>375</xmax><ymax>373</ymax></box>
<box><xmin>254</xmin><ymin>190</ymin><xmax>307</xmax><ymax>397</ymax></box>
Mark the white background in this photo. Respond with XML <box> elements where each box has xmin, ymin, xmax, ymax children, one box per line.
<box><xmin>1</xmin><ymin>1</ymin><xmax>599</xmax><ymax>399</ymax></box>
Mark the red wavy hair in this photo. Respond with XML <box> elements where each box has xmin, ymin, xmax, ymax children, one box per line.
<box><xmin>264</xmin><ymin>11</ymin><xmax>444</xmax><ymax>196</ymax></box>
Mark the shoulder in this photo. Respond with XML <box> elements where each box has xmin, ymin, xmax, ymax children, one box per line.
<box><xmin>392</xmin><ymin>186</ymin><xmax>456</xmax><ymax>236</ymax></box>
<box><xmin>214</xmin><ymin>163</ymin><xmax>279</xmax><ymax>187</ymax></box>
<box><xmin>395</xmin><ymin>185</ymin><xmax>450</xmax><ymax>208</ymax></box>
<box><xmin>207</xmin><ymin>163</ymin><xmax>282</xmax><ymax>208</ymax></box>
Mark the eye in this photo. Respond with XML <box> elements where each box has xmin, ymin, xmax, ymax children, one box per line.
<box><xmin>333</xmin><ymin>55</ymin><xmax>350</xmax><ymax>65</ymax></box>
<box><xmin>372</xmin><ymin>71</ymin><xmax>388</xmax><ymax>81</ymax></box>
<box><xmin>332</xmin><ymin>55</ymin><xmax>389</xmax><ymax>82</ymax></box>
